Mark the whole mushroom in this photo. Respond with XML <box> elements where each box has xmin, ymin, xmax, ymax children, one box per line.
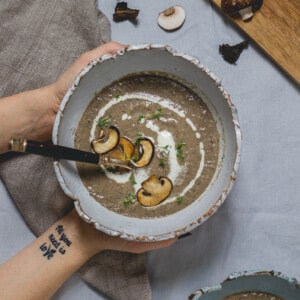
<box><xmin>221</xmin><ymin>0</ymin><xmax>263</xmax><ymax>21</ymax></box>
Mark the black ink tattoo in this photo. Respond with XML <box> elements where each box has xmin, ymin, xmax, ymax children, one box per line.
<box><xmin>40</xmin><ymin>225</ymin><xmax>72</xmax><ymax>260</ymax></box>
<box><xmin>40</xmin><ymin>243</ymin><xmax>56</xmax><ymax>260</ymax></box>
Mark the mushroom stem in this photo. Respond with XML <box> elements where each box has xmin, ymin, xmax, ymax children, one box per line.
<box><xmin>238</xmin><ymin>6</ymin><xmax>254</xmax><ymax>21</ymax></box>
<box><xmin>164</xmin><ymin>7</ymin><xmax>175</xmax><ymax>16</ymax></box>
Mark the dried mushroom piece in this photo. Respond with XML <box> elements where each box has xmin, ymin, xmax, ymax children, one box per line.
<box><xmin>113</xmin><ymin>2</ymin><xmax>139</xmax><ymax>22</ymax></box>
<box><xmin>137</xmin><ymin>175</ymin><xmax>173</xmax><ymax>207</ymax></box>
<box><xmin>130</xmin><ymin>138</ymin><xmax>154</xmax><ymax>168</ymax></box>
<box><xmin>91</xmin><ymin>125</ymin><xmax>120</xmax><ymax>154</ymax></box>
<box><xmin>219</xmin><ymin>40</ymin><xmax>249</xmax><ymax>64</ymax></box>
<box><xmin>221</xmin><ymin>0</ymin><xmax>263</xmax><ymax>21</ymax></box>
<box><xmin>157</xmin><ymin>6</ymin><xmax>185</xmax><ymax>31</ymax></box>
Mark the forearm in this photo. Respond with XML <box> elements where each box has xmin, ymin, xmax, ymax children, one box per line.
<box><xmin>0</xmin><ymin>211</ymin><xmax>100</xmax><ymax>300</ymax></box>
<box><xmin>0</xmin><ymin>84</ymin><xmax>60</xmax><ymax>154</ymax></box>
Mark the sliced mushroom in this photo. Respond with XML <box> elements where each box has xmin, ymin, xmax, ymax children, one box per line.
<box><xmin>157</xmin><ymin>6</ymin><xmax>185</xmax><ymax>31</ymax></box>
<box><xmin>130</xmin><ymin>138</ymin><xmax>154</xmax><ymax>168</ymax></box>
<box><xmin>91</xmin><ymin>125</ymin><xmax>120</xmax><ymax>154</ymax></box>
<box><xmin>107</xmin><ymin>137</ymin><xmax>135</xmax><ymax>161</ymax></box>
<box><xmin>137</xmin><ymin>174</ymin><xmax>173</xmax><ymax>207</ymax></box>
<box><xmin>104</xmin><ymin>137</ymin><xmax>134</xmax><ymax>172</ymax></box>
<box><xmin>221</xmin><ymin>0</ymin><xmax>263</xmax><ymax>21</ymax></box>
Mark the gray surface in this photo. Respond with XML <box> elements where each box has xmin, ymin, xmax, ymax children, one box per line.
<box><xmin>1</xmin><ymin>0</ymin><xmax>299</xmax><ymax>299</ymax></box>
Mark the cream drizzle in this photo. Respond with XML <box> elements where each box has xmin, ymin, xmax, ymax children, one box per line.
<box><xmin>163</xmin><ymin>141</ymin><xmax>205</xmax><ymax>205</ymax></box>
<box><xmin>90</xmin><ymin>92</ymin><xmax>206</xmax><ymax>204</ymax></box>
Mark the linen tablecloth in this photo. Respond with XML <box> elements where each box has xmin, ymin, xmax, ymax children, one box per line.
<box><xmin>1</xmin><ymin>1</ymin><xmax>299</xmax><ymax>299</ymax></box>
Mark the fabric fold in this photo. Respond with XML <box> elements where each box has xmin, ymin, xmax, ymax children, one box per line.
<box><xmin>0</xmin><ymin>1</ymin><xmax>151</xmax><ymax>299</ymax></box>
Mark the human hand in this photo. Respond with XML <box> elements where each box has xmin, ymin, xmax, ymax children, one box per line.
<box><xmin>0</xmin><ymin>207</ymin><xmax>176</xmax><ymax>300</ymax></box>
<box><xmin>67</xmin><ymin>209</ymin><xmax>177</xmax><ymax>257</ymax></box>
<box><xmin>53</xmin><ymin>41</ymin><xmax>125</xmax><ymax>101</ymax></box>
<box><xmin>0</xmin><ymin>42</ymin><xmax>125</xmax><ymax>154</ymax></box>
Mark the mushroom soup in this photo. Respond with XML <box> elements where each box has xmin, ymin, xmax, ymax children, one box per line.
<box><xmin>222</xmin><ymin>291</ymin><xmax>283</xmax><ymax>300</ymax></box>
<box><xmin>74</xmin><ymin>74</ymin><xmax>220</xmax><ymax>218</ymax></box>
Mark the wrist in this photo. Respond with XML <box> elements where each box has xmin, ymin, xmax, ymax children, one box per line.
<box><xmin>59</xmin><ymin>210</ymin><xmax>106</xmax><ymax>259</ymax></box>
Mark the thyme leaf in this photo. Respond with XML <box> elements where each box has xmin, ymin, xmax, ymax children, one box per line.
<box><xmin>176</xmin><ymin>196</ymin><xmax>183</xmax><ymax>204</ymax></box>
<box><xmin>123</xmin><ymin>193</ymin><xmax>137</xmax><ymax>207</ymax></box>
<box><xmin>149</xmin><ymin>108</ymin><xmax>163</xmax><ymax>120</ymax></box>
<box><xmin>176</xmin><ymin>141</ymin><xmax>186</xmax><ymax>161</ymax></box>
<box><xmin>97</xmin><ymin>115</ymin><xmax>112</xmax><ymax>129</ymax></box>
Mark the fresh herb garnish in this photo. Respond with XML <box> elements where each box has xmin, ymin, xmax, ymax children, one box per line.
<box><xmin>135</xmin><ymin>132</ymin><xmax>144</xmax><ymax>147</ymax></box>
<box><xmin>176</xmin><ymin>196</ymin><xmax>183</xmax><ymax>204</ymax></box>
<box><xmin>115</xmin><ymin>93</ymin><xmax>121</xmax><ymax>100</ymax></box>
<box><xmin>131</xmin><ymin>155</ymin><xmax>140</xmax><ymax>162</ymax></box>
<box><xmin>149</xmin><ymin>108</ymin><xmax>163</xmax><ymax>120</ymax></box>
<box><xmin>129</xmin><ymin>175</ymin><xmax>137</xmax><ymax>185</ymax></box>
<box><xmin>176</xmin><ymin>141</ymin><xmax>186</xmax><ymax>161</ymax></box>
<box><xmin>123</xmin><ymin>193</ymin><xmax>137</xmax><ymax>207</ymax></box>
<box><xmin>136</xmin><ymin>132</ymin><xmax>143</xmax><ymax>139</ymax></box>
<box><xmin>137</xmin><ymin>114</ymin><xmax>145</xmax><ymax>123</ymax></box>
<box><xmin>158</xmin><ymin>145</ymin><xmax>171</xmax><ymax>168</ymax></box>
<box><xmin>162</xmin><ymin>145</ymin><xmax>171</xmax><ymax>155</ymax></box>
<box><xmin>97</xmin><ymin>115</ymin><xmax>112</xmax><ymax>129</ymax></box>
<box><xmin>158</xmin><ymin>157</ymin><xmax>168</xmax><ymax>168</ymax></box>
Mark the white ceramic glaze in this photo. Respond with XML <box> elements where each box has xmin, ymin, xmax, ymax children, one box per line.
<box><xmin>53</xmin><ymin>44</ymin><xmax>241</xmax><ymax>241</ymax></box>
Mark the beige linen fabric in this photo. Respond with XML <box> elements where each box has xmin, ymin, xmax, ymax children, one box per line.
<box><xmin>0</xmin><ymin>1</ymin><xmax>151</xmax><ymax>299</ymax></box>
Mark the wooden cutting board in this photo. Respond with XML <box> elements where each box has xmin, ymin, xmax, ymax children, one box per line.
<box><xmin>211</xmin><ymin>0</ymin><xmax>300</xmax><ymax>85</ymax></box>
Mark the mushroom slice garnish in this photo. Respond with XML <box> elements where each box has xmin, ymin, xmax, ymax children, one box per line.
<box><xmin>137</xmin><ymin>175</ymin><xmax>173</xmax><ymax>207</ymax></box>
<box><xmin>130</xmin><ymin>138</ymin><xmax>154</xmax><ymax>168</ymax></box>
<box><xmin>157</xmin><ymin>6</ymin><xmax>185</xmax><ymax>31</ymax></box>
<box><xmin>108</xmin><ymin>137</ymin><xmax>135</xmax><ymax>161</ymax></box>
<box><xmin>221</xmin><ymin>0</ymin><xmax>263</xmax><ymax>21</ymax></box>
<box><xmin>91</xmin><ymin>125</ymin><xmax>120</xmax><ymax>154</ymax></box>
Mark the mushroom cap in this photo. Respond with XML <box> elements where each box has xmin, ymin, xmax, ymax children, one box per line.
<box><xmin>221</xmin><ymin>0</ymin><xmax>263</xmax><ymax>20</ymax></box>
<box><xmin>157</xmin><ymin>6</ymin><xmax>185</xmax><ymax>31</ymax></box>
<box><xmin>130</xmin><ymin>138</ymin><xmax>154</xmax><ymax>168</ymax></box>
<box><xmin>137</xmin><ymin>174</ymin><xmax>173</xmax><ymax>207</ymax></box>
<box><xmin>91</xmin><ymin>125</ymin><xmax>120</xmax><ymax>154</ymax></box>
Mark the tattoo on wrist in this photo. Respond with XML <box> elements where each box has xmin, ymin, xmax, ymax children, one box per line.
<box><xmin>40</xmin><ymin>225</ymin><xmax>72</xmax><ymax>260</ymax></box>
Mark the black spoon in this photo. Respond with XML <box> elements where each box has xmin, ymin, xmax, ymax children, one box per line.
<box><xmin>8</xmin><ymin>138</ymin><xmax>131</xmax><ymax>170</ymax></box>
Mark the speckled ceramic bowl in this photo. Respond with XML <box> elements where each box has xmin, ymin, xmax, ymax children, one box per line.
<box><xmin>189</xmin><ymin>270</ymin><xmax>300</xmax><ymax>300</ymax></box>
<box><xmin>53</xmin><ymin>44</ymin><xmax>241</xmax><ymax>241</ymax></box>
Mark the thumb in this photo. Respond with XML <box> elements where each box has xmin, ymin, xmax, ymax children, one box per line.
<box><xmin>54</xmin><ymin>41</ymin><xmax>125</xmax><ymax>100</ymax></box>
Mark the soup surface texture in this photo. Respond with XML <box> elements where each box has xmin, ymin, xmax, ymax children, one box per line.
<box><xmin>75</xmin><ymin>74</ymin><xmax>220</xmax><ymax>218</ymax></box>
<box><xmin>222</xmin><ymin>291</ymin><xmax>283</xmax><ymax>300</ymax></box>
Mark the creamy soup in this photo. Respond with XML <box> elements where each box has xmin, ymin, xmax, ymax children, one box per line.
<box><xmin>223</xmin><ymin>291</ymin><xmax>283</xmax><ymax>300</ymax></box>
<box><xmin>74</xmin><ymin>74</ymin><xmax>220</xmax><ymax>218</ymax></box>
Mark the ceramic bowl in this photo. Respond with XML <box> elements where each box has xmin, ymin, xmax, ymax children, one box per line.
<box><xmin>53</xmin><ymin>44</ymin><xmax>241</xmax><ymax>241</ymax></box>
<box><xmin>189</xmin><ymin>270</ymin><xmax>300</xmax><ymax>300</ymax></box>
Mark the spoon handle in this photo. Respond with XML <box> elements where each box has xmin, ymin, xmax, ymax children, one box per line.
<box><xmin>9</xmin><ymin>139</ymin><xmax>99</xmax><ymax>164</ymax></box>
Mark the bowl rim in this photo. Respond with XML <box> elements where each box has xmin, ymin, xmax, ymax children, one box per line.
<box><xmin>189</xmin><ymin>270</ymin><xmax>300</xmax><ymax>300</ymax></box>
<box><xmin>53</xmin><ymin>44</ymin><xmax>242</xmax><ymax>241</ymax></box>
